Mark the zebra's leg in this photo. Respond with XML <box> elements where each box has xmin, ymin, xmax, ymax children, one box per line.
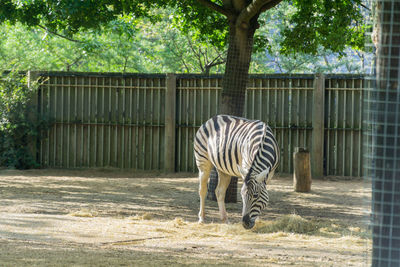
<box><xmin>215</xmin><ymin>171</ymin><xmax>232</xmax><ymax>223</ymax></box>
<box><xmin>198</xmin><ymin>163</ymin><xmax>212</xmax><ymax>224</ymax></box>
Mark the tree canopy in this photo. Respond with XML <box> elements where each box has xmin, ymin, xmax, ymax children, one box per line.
<box><xmin>0</xmin><ymin>2</ymin><xmax>369</xmax><ymax>74</ymax></box>
<box><xmin>1</xmin><ymin>0</ymin><xmax>365</xmax><ymax>55</ymax></box>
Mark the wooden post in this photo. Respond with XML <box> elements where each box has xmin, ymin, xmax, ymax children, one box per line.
<box><xmin>164</xmin><ymin>73</ymin><xmax>176</xmax><ymax>172</ymax></box>
<box><xmin>293</xmin><ymin>147</ymin><xmax>312</xmax><ymax>192</ymax></box>
<box><xmin>311</xmin><ymin>73</ymin><xmax>325</xmax><ymax>179</ymax></box>
<box><xmin>27</xmin><ymin>71</ymin><xmax>39</xmax><ymax>165</ymax></box>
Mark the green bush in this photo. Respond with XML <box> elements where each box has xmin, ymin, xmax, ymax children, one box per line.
<box><xmin>0</xmin><ymin>70</ymin><xmax>51</xmax><ymax>169</ymax></box>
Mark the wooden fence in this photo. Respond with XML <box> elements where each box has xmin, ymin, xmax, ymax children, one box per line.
<box><xmin>32</xmin><ymin>71</ymin><xmax>366</xmax><ymax>177</ymax></box>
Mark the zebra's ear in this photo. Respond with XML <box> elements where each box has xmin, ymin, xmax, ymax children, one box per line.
<box><xmin>237</xmin><ymin>166</ymin><xmax>248</xmax><ymax>178</ymax></box>
<box><xmin>256</xmin><ymin>167</ymin><xmax>270</xmax><ymax>183</ymax></box>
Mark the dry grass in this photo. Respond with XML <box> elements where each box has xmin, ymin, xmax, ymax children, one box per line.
<box><xmin>69</xmin><ymin>208</ymin><xmax>99</xmax><ymax>217</ymax></box>
<box><xmin>0</xmin><ymin>169</ymin><xmax>372</xmax><ymax>266</ymax></box>
<box><xmin>253</xmin><ymin>214</ymin><xmax>318</xmax><ymax>234</ymax></box>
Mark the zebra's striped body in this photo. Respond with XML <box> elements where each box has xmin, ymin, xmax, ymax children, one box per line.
<box><xmin>194</xmin><ymin>115</ymin><xmax>279</xmax><ymax>229</ymax></box>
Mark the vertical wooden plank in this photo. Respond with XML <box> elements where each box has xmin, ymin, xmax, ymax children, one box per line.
<box><xmin>157</xmin><ymin>78</ymin><xmax>162</xmax><ymax>169</ymax></box>
<box><xmin>66</xmin><ymin>76</ymin><xmax>71</xmax><ymax>168</ymax></box>
<box><xmin>108</xmin><ymin>78</ymin><xmax>112</xmax><ymax>167</ymax></box>
<box><xmin>87</xmin><ymin>76</ymin><xmax>91</xmax><ymax>167</ymax></box>
<box><xmin>47</xmin><ymin>78</ymin><xmax>52</xmax><ymax>166</ymax></box>
<box><xmin>200</xmin><ymin>79</ymin><xmax>204</xmax><ymax>123</ymax></box>
<box><xmin>342</xmin><ymin>83</ymin><xmax>347</xmax><ymax>175</ymax></box>
<box><xmin>128</xmin><ymin>77</ymin><xmax>133</xmax><ymax>168</ymax></box>
<box><xmin>267</xmin><ymin>78</ymin><xmax>270</xmax><ymax>125</ymax></box>
<box><xmin>100</xmin><ymin>77</ymin><xmax>105</xmax><ymax>167</ymax></box>
<box><xmin>334</xmin><ymin>83</ymin><xmax>339</xmax><ymax>175</ymax></box>
<box><xmin>165</xmin><ymin>73</ymin><xmax>176</xmax><ymax>172</ymax></box>
<box><xmin>150</xmin><ymin>78</ymin><xmax>154</xmax><ymax>169</ymax></box>
<box><xmin>59</xmin><ymin>77</ymin><xmax>63</xmax><ymax>167</ymax></box>
<box><xmin>185</xmin><ymin>81</ymin><xmax>190</xmax><ymax>172</ymax></box>
<box><xmin>280</xmin><ymin>80</ymin><xmax>285</xmax><ymax>172</ymax></box>
<box><xmin>114</xmin><ymin>78</ymin><xmax>118</xmax><ymax>168</ymax></box>
<box><xmin>350</xmin><ymin>81</ymin><xmax>355</xmax><ymax>176</ymax></box>
<box><xmin>293</xmin><ymin>80</ymin><xmax>298</xmax><ymax>147</ymax></box>
<box><xmin>358</xmin><ymin>81</ymin><xmax>363</xmax><ymax>176</ymax></box>
<box><xmin>215</xmin><ymin>79</ymin><xmax>219</xmax><ymax>116</ymax></box>
<box><xmin>53</xmin><ymin>79</ymin><xmax>57</xmax><ymax>167</ymax></box>
<box><xmin>40</xmin><ymin>75</ymin><xmax>45</xmax><ymax>166</ymax></box>
<box><xmin>291</xmin><ymin>80</ymin><xmax>298</xmax><ymax>151</ymax></box>
<box><xmin>80</xmin><ymin>76</ymin><xmax>85</xmax><ymax>167</ymax></box>
<box><xmin>123</xmin><ymin>77</ymin><xmax>129</xmax><ymax>169</ymax></box>
<box><xmin>275</xmin><ymin>80</ymin><xmax>282</xmax><ymax>173</ymax></box>
<box><xmin>47</xmin><ymin>77</ymin><xmax>51</xmax><ymax>167</ymax></box>
<box><xmin>298</xmin><ymin>80</ymin><xmax>303</xmax><ymax>149</ymax></box>
<box><xmin>304</xmin><ymin>83</ymin><xmax>309</xmax><ymax>147</ymax></box>
<box><xmin>176</xmin><ymin>80</ymin><xmax>181</xmax><ymax>172</ymax></box>
<box><xmin>73</xmin><ymin>77</ymin><xmax>77</xmax><ymax>167</ymax></box>
<box><xmin>94</xmin><ymin>76</ymin><xmax>98</xmax><ymax>167</ymax></box>
<box><xmin>121</xmin><ymin>77</ymin><xmax>126</xmax><ymax>169</ymax></box>
<box><xmin>288</xmin><ymin>79</ymin><xmax>293</xmax><ymax>172</ymax></box>
<box><xmin>272</xmin><ymin>79</ymin><xmax>279</xmax><ymax>172</ymax></box>
<box><xmin>141</xmin><ymin>79</ymin><xmax>146</xmax><ymax>170</ymax></box>
<box><xmin>311</xmin><ymin>74</ymin><xmax>325</xmax><ymax>179</ymax></box>
<box><xmin>208</xmin><ymin>86</ymin><xmax>211</xmax><ymax>118</ymax></box>
<box><xmin>135</xmin><ymin>78</ymin><xmax>139</xmax><ymax>169</ymax></box>
<box><xmin>44</xmin><ymin>76</ymin><xmax>49</xmax><ymax>166</ymax></box>
<box><xmin>39</xmin><ymin>76</ymin><xmax>43</xmax><ymax>166</ymax></box>
<box><xmin>326</xmin><ymin>87</ymin><xmax>331</xmax><ymax>175</ymax></box>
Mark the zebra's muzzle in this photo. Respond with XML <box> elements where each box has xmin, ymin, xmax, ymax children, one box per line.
<box><xmin>242</xmin><ymin>214</ymin><xmax>255</xmax><ymax>229</ymax></box>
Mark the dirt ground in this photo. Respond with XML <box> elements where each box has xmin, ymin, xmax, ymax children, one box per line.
<box><xmin>0</xmin><ymin>169</ymin><xmax>371</xmax><ymax>266</ymax></box>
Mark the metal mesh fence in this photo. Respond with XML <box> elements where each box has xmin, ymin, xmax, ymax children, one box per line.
<box><xmin>365</xmin><ymin>0</ymin><xmax>400</xmax><ymax>265</ymax></box>
<box><xmin>206</xmin><ymin>26</ymin><xmax>255</xmax><ymax>203</ymax></box>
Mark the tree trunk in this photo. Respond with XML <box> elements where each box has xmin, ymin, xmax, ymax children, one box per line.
<box><xmin>370</xmin><ymin>1</ymin><xmax>400</xmax><ymax>265</ymax></box>
<box><xmin>220</xmin><ymin>20</ymin><xmax>256</xmax><ymax>115</ymax></box>
<box><xmin>207</xmin><ymin>18</ymin><xmax>258</xmax><ymax>203</ymax></box>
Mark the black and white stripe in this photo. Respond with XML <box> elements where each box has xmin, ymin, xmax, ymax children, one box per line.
<box><xmin>194</xmin><ymin>115</ymin><xmax>279</xmax><ymax>229</ymax></box>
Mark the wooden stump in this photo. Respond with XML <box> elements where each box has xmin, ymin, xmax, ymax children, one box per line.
<box><xmin>293</xmin><ymin>147</ymin><xmax>312</xmax><ymax>192</ymax></box>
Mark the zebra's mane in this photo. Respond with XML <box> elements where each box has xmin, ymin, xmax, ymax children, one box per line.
<box><xmin>255</xmin><ymin>121</ymin><xmax>267</xmax><ymax>155</ymax></box>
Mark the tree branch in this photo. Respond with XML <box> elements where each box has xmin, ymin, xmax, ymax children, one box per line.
<box><xmin>236</xmin><ymin>0</ymin><xmax>282</xmax><ymax>28</ymax></box>
<box><xmin>123</xmin><ymin>56</ymin><xmax>129</xmax><ymax>73</ymax></box>
<box><xmin>66</xmin><ymin>54</ymin><xmax>85</xmax><ymax>71</ymax></box>
<box><xmin>186</xmin><ymin>36</ymin><xmax>205</xmax><ymax>72</ymax></box>
<box><xmin>170</xmin><ymin>40</ymin><xmax>191</xmax><ymax>73</ymax></box>
<box><xmin>209</xmin><ymin>47</ymin><xmax>226</xmax><ymax>66</ymax></box>
<box><xmin>259</xmin><ymin>0</ymin><xmax>283</xmax><ymax>13</ymax></box>
<box><xmin>38</xmin><ymin>25</ymin><xmax>84</xmax><ymax>43</ymax></box>
<box><xmin>357</xmin><ymin>2</ymin><xmax>370</xmax><ymax>11</ymax></box>
<box><xmin>197</xmin><ymin>0</ymin><xmax>234</xmax><ymax>18</ymax></box>
<box><xmin>323</xmin><ymin>55</ymin><xmax>331</xmax><ymax>70</ymax></box>
<box><xmin>207</xmin><ymin>59</ymin><xmax>226</xmax><ymax>68</ymax></box>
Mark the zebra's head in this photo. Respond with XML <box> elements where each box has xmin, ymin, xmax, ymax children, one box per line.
<box><xmin>239</xmin><ymin>167</ymin><xmax>270</xmax><ymax>229</ymax></box>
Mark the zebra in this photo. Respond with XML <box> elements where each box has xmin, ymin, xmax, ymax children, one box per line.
<box><xmin>194</xmin><ymin>114</ymin><xmax>279</xmax><ymax>229</ymax></box>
